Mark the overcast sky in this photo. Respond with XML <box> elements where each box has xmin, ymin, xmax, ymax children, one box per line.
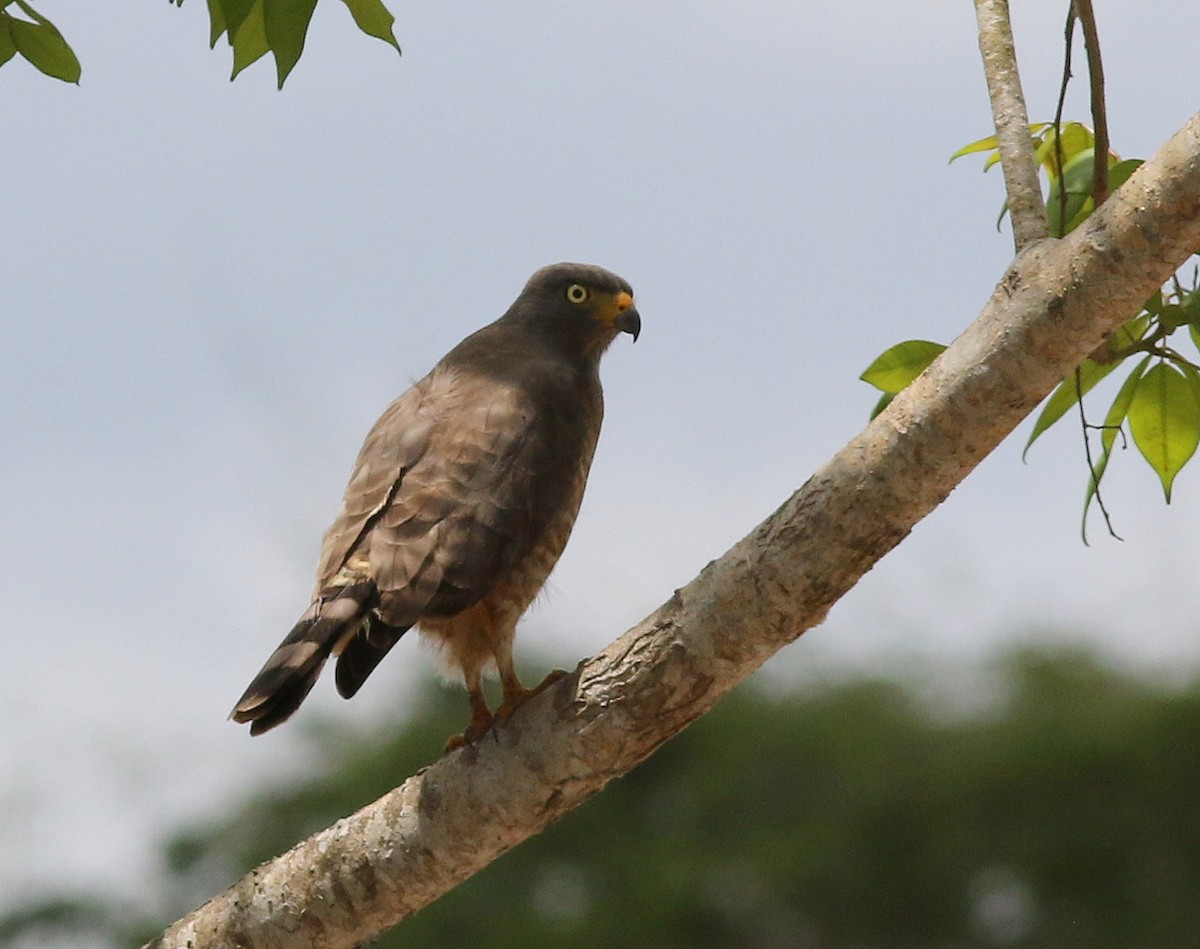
<box><xmin>5</xmin><ymin>0</ymin><xmax>1200</xmax><ymax>914</ymax></box>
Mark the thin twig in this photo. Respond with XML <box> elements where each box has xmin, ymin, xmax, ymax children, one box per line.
<box><xmin>1073</xmin><ymin>0</ymin><xmax>1109</xmax><ymax>204</ymax></box>
<box><xmin>1052</xmin><ymin>6</ymin><xmax>1075</xmax><ymax>237</ymax></box>
<box><xmin>1161</xmin><ymin>348</ymin><xmax>1200</xmax><ymax>372</ymax></box>
<box><xmin>1074</xmin><ymin>366</ymin><xmax>1121</xmax><ymax>542</ymax></box>
<box><xmin>973</xmin><ymin>0</ymin><xmax>1050</xmax><ymax>251</ymax></box>
<box><xmin>1057</xmin><ymin>3</ymin><xmax>1117</xmax><ymax>543</ymax></box>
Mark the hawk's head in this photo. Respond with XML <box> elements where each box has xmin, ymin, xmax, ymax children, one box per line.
<box><xmin>509</xmin><ymin>263</ymin><xmax>641</xmax><ymax>356</ymax></box>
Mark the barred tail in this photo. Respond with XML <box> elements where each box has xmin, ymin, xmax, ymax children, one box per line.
<box><xmin>230</xmin><ymin>582</ymin><xmax>375</xmax><ymax>735</ymax></box>
<box><xmin>335</xmin><ymin>616</ymin><xmax>409</xmax><ymax>700</ymax></box>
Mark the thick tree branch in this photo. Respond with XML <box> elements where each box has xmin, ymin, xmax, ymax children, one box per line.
<box><xmin>144</xmin><ymin>113</ymin><xmax>1200</xmax><ymax>949</ymax></box>
<box><xmin>974</xmin><ymin>0</ymin><xmax>1050</xmax><ymax>250</ymax></box>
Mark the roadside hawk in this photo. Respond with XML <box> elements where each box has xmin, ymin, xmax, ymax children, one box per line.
<box><xmin>231</xmin><ymin>262</ymin><xmax>641</xmax><ymax>746</ymax></box>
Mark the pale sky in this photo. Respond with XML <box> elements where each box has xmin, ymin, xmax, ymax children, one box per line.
<box><xmin>4</xmin><ymin>0</ymin><xmax>1200</xmax><ymax>913</ymax></box>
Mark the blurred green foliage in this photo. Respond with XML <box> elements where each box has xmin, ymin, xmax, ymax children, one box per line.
<box><xmin>6</xmin><ymin>646</ymin><xmax>1200</xmax><ymax>947</ymax></box>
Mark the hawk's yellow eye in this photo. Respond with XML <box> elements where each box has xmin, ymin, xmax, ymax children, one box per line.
<box><xmin>565</xmin><ymin>284</ymin><xmax>589</xmax><ymax>304</ymax></box>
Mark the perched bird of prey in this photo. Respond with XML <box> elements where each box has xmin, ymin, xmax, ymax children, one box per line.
<box><xmin>231</xmin><ymin>262</ymin><xmax>640</xmax><ymax>746</ymax></box>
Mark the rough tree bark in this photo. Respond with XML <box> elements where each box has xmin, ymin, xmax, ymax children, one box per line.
<box><xmin>144</xmin><ymin>16</ymin><xmax>1200</xmax><ymax>949</ymax></box>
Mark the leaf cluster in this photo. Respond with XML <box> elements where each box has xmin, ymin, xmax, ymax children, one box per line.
<box><xmin>203</xmin><ymin>0</ymin><xmax>399</xmax><ymax>88</ymax></box>
<box><xmin>950</xmin><ymin>122</ymin><xmax>1141</xmax><ymax>236</ymax></box>
<box><xmin>863</xmin><ymin>123</ymin><xmax>1200</xmax><ymax>539</ymax></box>
<box><xmin>0</xmin><ymin>0</ymin><xmax>399</xmax><ymax>87</ymax></box>
<box><xmin>0</xmin><ymin>1</ymin><xmax>80</xmax><ymax>82</ymax></box>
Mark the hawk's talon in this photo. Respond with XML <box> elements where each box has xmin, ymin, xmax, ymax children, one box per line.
<box><xmin>496</xmin><ymin>668</ymin><xmax>569</xmax><ymax>724</ymax></box>
<box><xmin>445</xmin><ymin>708</ymin><xmax>495</xmax><ymax>752</ymax></box>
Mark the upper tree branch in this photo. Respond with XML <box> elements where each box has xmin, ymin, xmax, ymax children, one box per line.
<box><xmin>974</xmin><ymin>0</ymin><xmax>1050</xmax><ymax>250</ymax></box>
<box><xmin>142</xmin><ymin>110</ymin><xmax>1200</xmax><ymax>949</ymax></box>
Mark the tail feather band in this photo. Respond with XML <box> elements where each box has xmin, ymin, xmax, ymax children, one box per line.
<box><xmin>231</xmin><ymin>582</ymin><xmax>375</xmax><ymax>735</ymax></box>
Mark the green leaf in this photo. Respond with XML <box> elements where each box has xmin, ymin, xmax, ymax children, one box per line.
<box><xmin>949</xmin><ymin>134</ymin><xmax>999</xmax><ymax>163</ymax></box>
<box><xmin>859</xmin><ymin>340</ymin><xmax>946</xmax><ymax>394</ymax></box>
<box><xmin>949</xmin><ymin>124</ymin><xmax>1049</xmax><ymax>165</ymax></box>
<box><xmin>1142</xmin><ymin>289</ymin><xmax>1164</xmax><ymax>318</ymax></box>
<box><xmin>0</xmin><ymin>14</ymin><xmax>17</xmax><ymax>67</ymax></box>
<box><xmin>1190</xmin><ymin>323</ymin><xmax>1200</xmax><ymax>357</ymax></box>
<box><xmin>230</xmin><ymin>0</ymin><xmax>269</xmax><ymax>79</ymax></box>
<box><xmin>1180</xmin><ymin>287</ymin><xmax>1200</xmax><ymax>326</ymax></box>
<box><xmin>340</xmin><ymin>0</ymin><xmax>400</xmax><ymax>51</ymax></box>
<box><xmin>1034</xmin><ymin>122</ymin><xmax>1095</xmax><ymax>180</ymax></box>
<box><xmin>1109</xmin><ymin>312</ymin><xmax>1151</xmax><ymax>355</ymax></box>
<box><xmin>1082</xmin><ymin>356</ymin><xmax>1149</xmax><ymax>541</ymax></box>
<box><xmin>1127</xmin><ymin>361</ymin><xmax>1200</xmax><ymax>501</ymax></box>
<box><xmin>220</xmin><ymin>0</ymin><xmax>255</xmax><ymax>44</ymax></box>
<box><xmin>9</xmin><ymin>1</ymin><xmax>80</xmax><ymax>82</ymax></box>
<box><xmin>1088</xmin><ymin>311</ymin><xmax>1149</xmax><ymax>368</ymax></box>
<box><xmin>869</xmin><ymin>392</ymin><xmax>895</xmax><ymax>421</ymax></box>
<box><xmin>1160</xmin><ymin>304</ymin><xmax>1190</xmax><ymax>332</ymax></box>
<box><xmin>1043</xmin><ymin>152</ymin><xmax>1137</xmax><ymax>238</ymax></box>
<box><xmin>207</xmin><ymin>0</ymin><xmax>227</xmax><ymax>47</ymax></box>
<box><xmin>1063</xmin><ymin>158</ymin><xmax>1140</xmax><ymax>235</ymax></box>
<box><xmin>1023</xmin><ymin>357</ymin><xmax>1121</xmax><ymax>459</ymax></box>
<box><xmin>263</xmin><ymin>0</ymin><xmax>318</xmax><ymax>88</ymax></box>
<box><xmin>994</xmin><ymin>198</ymin><xmax>1008</xmax><ymax>232</ymax></box>
<box><xmin>1101</xmin><ymin>358</ymin><xmax>1149</xmax><ymax>456</ymax></box>
<box><xmin>1107</xmin><ymin>158</ymin><xmax>1142</xmax><ymax>194</ymax></box>
<box><xmin>1046</xmin><ymin>148</ymin><xmax>1097</xmax><ymax>237</ymax></box>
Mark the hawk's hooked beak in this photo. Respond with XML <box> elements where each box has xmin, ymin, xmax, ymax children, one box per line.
<box><xmin>614</xmin><ymin>291</ymin><xmax>641</xmax><ymax>342</ymax></box>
